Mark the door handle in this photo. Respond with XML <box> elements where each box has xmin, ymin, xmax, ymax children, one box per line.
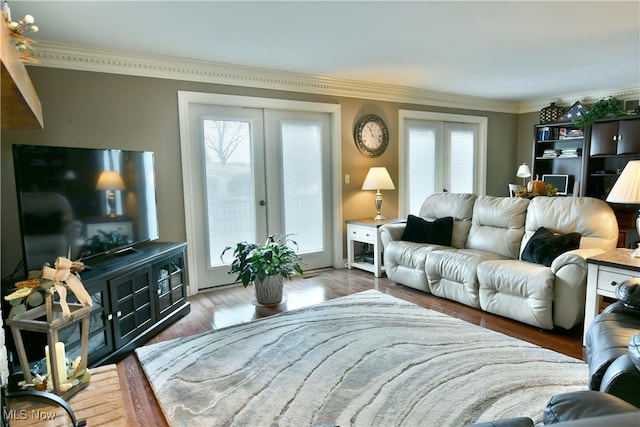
<box><xmin>259</xmin><ymin>200</ymin><xmax>266</xmax><ymax>206</ymax></box>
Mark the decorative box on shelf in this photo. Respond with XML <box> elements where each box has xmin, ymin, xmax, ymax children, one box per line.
<box><xmin>539</xmin><ymin>102</ymin><xmax>565</xmax><ymax>124</ymax></box>
<box><xmin>5</xmin><ymin>258</ymin><xmax>92</xmax><ymax>400</ymax></box>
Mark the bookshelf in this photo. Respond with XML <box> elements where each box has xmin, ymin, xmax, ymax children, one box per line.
<box><xmin>532</xmin><ymin>122</ymin><xmax>586</xmax><ymax>195</ymax></box>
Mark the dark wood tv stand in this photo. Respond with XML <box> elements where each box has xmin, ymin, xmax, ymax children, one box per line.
<box><xmin>62</xmin><ymin>241</ymin><xmax>191</xmax><ymax>367</ymax></box>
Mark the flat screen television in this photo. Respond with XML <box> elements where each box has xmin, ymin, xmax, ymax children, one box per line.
<box><xmin>13</xmin><ymin>145</ymin><xmax>159</xmax><ymax>273</ymax></box>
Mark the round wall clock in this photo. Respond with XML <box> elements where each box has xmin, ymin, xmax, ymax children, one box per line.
<box><xmin>354</xmin><ymin>114</ymin><xmax>389</xmax><ymax>157</ymax></box>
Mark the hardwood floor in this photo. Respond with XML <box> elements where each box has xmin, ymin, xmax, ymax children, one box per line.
<box><xmin>117</xmin><ymin>268</ymin><xmax>585</xmax><ymax>426</ymax></box>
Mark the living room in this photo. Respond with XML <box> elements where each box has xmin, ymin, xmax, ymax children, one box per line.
<box><xmin>2</xmin><ymin>1</ymin><xmax>640</xmax><ymax>426</ymax></box>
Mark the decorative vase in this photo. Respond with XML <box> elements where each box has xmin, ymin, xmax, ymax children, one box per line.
<box><xmin>253</xmin><ymin>275</ymin><xmax>284</xmax><ymax>305</ymax></box>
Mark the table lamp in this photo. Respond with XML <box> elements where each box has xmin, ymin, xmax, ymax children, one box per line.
<box><xmin>362</xmin><ymin>167</ymin><xmax>395</xmax><ymax>220</ymax></box>
<box><xmin>606</xmin><ymin>160</ymin><xmax>640</xmax><ymax>257</ymax></box>
<box><xmin>516</xmin><ymin>163</ymin><xmax>531</xmax><ymax>186</ymax></box>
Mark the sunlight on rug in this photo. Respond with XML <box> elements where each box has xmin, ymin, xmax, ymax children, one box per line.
<box><xmin>136</xmin><ymin>290</ymin><xmax>588</xmax><ymax>427</ymax></box>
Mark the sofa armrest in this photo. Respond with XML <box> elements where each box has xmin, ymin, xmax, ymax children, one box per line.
<box><xmin>599</xmin><ymin>353</ymin><xmax>640</xmax><ymax>408</ymax></box>
<box><xmin>549</xmin><ymin>251</ymin><xmax>589</xmax><ymax>329</ymax></box>
<box><xmin>550</xmin><ymin>250</ymin><xmax>588</xmax><ymax>274</ymax></box>
<box><xmin>465</xmin><ymin>417</ymin><xmax>534</xmax><ymax>427</ymax></box>
<box><xmin>380</xmin><ymin>223</ymin><xmax>406</xmax><ymax>247</ymax></box>
<box><xmin>543</xmin><ymin>390</ymin><xmax>640</xmax><ymax>424</ymax></box>
<box><xmin>550</xmin><ymin>248</ymin><xmax>606</xmax><ymax>272</ymax></box>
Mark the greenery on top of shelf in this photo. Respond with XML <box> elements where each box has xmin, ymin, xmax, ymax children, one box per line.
<box><xmin>572</xmin><ymin>97</ymin><xmax>637</xmax><ymax>129</ymax></box>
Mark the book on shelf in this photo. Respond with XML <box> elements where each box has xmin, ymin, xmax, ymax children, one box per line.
<box><xmin>537</xmin><ymin>127</ymin><xmax>551</xmax><ymax>141</ymax></box>
<box><xmin>559</xmin><ymin>147</ymin><xmax>582</xmax><ymax>157</ymax></box>
<box><xmin>559</xmin><ymin>128</ymin><xmax>584</xmax><ymax>139</ymax></box>
<box><xmin>542</xmin><ymin>149</ymin><xmax>560</xmax><ymax>158</ymax></box>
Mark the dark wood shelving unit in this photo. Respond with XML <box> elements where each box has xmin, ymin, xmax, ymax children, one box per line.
<box><xmin>532</xmin><ymin>116</ymin><xmax>640</xmax><ymax>247</ymax></box>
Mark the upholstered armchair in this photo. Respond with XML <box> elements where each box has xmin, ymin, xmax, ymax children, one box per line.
<box><xmin>585</xmin><ymin>284</ymin><xmax>640</xmax><ymax>408</ymax></box>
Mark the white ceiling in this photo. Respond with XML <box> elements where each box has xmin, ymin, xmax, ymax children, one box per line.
<box><xmin>9</xmin><ymin>1</ymin><xmax>640</xmax><ymax>102</ymax></box>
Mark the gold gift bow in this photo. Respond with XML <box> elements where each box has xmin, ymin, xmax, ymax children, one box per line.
<box><xmin>41</xmin><ymin>257</ymin><xmax>92</xmax><ymax>319</ymax></box>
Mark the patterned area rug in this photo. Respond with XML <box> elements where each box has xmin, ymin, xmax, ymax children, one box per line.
<box><xmin>136</xmin><ymin>290</ymin><xmax>588</xmax><ymax>426</ymax></box>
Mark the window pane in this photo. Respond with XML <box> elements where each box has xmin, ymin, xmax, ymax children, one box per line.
<box><xmin>408</xmin><ymin>127</ymin><xmax>436</xmax><ymax>214</ymax></box>
<box><xmin>281</xmin><ymin>122</ymin><xmax>323</xmax><ymax>253</ymax></box>
<box><xmin>203</xmin><ymin>119</ymin><xmax>256</xmax><ymax>267</ymax></box>
<box><xmin>448</xmin><ymin>129</ymin><xmax>474</xmax><ymax>193</ymax></box>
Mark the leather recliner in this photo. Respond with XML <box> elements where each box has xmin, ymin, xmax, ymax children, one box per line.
<box><xmin>584</xmin><ymin>280</ymin><xmax>640</xmax><ymax>408</ymax></box>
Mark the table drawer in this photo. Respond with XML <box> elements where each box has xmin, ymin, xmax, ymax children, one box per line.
<box><xmin>348</xmin><ymin>225</ymin><xmax>376</xmax><ymax>243</ymax></box>
<box><xmin>597</xmin><ymin>267</ymin><xmax>640</xmax><ymax>292</ymax></box>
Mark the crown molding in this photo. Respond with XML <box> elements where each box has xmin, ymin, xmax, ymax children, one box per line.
<box><xmin>31</xmin><ymin>41</ymin><xmax>522</xmax><ymax>113</ymax></box>
<box><xmin>30</xmin><ymin>41</ymin><xmax>639</xmax><ymax>115</ymax></box>
<box><xmin>518</xmin><ymin>84</ymin><xmax>640</xmax><ymax>114</ymax></box>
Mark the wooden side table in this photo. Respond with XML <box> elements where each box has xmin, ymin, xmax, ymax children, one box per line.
<box><xmin>346</xmin><ymin>218</ymin><xmax>402</xmax><ymax>277</ymax></box>
<box><xmin>584</xmin><ymin>248</ymin><xmax>640</xmax><ymax>344</ymax></box>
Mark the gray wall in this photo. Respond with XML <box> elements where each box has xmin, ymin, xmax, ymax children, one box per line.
<box><xmin>1</xmin><ymin>67</ymin><xmax>520</xmax><ymax>275</ymax></box>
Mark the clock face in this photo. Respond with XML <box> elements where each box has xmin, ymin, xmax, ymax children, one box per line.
<box><xmin>354</xmin><ymin>114</ymin><xmax>389</xmax><ymax>157</ymax></box>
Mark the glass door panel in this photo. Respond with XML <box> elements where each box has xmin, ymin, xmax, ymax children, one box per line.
<box><xmin>204</xmin><ymin>119</ymin><xmax>257</xmax><ymax>267</ymax></box>
<box><xmin>266</xmin><ymin>110</ymin><xmax>332</xmax><ymax>270</ymax></box>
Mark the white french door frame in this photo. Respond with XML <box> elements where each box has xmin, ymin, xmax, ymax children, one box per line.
<box><xmin>398</xmin><ymin>110</ymin><xmax>488</xmax><ymax>218</ymax></box>
<box><xmin>178</xmin><ymin>91</ymin><xmax>342</xmax><ymax>295</ymax></box>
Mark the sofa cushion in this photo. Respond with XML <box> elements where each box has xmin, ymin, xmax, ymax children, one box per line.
<box><xmin>383</xmin><ymin>240</ymin><xmax>446</xmax><ymax>292</ymax></box>
<box><xmin>520</xmin><ymin>196</ymin><xmax>618</xmax><ymax>255</ymax></box>
<box><xmin>478</xmin><ymin>259</ymin><xmax>554</xmax><ymax>329</ymax></box>
<box><xmin>427</xmin><ymin>249</ymin><xmax>504</xmax><ymax>308</ymax></box>
<box><xmin>401</xmin><ymin>215</ymin><xmax>453</xmax><ymax>245</ymax></box>
<box><xmin>521</xmin><ymin>227</ymin><xmax>581</xmax><ymax>267</ymax></box>
<box><xmin>465</xmin><ymin>196</ymin><xmax>529</xmax><ymax>259</ymax></box>
<box><xmin>418</xmin><ymin>192</ymin><xmax>476</xmax><ymax>248</ymax></box>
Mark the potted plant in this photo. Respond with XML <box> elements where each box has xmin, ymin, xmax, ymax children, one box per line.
<box><xmin>221</xmin><ymin>234</ymin><xmax>304</xmax><ymax>305</ymax></box>
<box><xmin>572</xmin><ymin>97</ymin><xmax>636</xmax><ymax>129</ymax></box>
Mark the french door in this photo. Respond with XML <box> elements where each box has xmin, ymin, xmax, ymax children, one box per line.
<box><xmin>399</xmin><ymin>111</ymin><xmax>487</xmax><ymax>216</ymax></box>
<box><xmin>179</xmin><ymin>94</ymin><xmax>335</xmax><ymax>290</ymax></box>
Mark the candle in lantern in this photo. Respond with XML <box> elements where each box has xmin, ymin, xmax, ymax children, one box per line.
<box><xmin>45</xmin><ymin>342</ymin><xmax>67</xmax><ymax>383</ymax></box>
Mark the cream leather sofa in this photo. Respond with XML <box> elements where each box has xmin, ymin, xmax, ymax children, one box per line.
<box><xmin>380</xmin><ymin>193</ymin><xmax>619</xmax><ymax>330</ymax></box>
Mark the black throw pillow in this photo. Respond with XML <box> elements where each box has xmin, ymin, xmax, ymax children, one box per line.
<box><xmin>401</xmin><ymin>215</ymin><xmax>453</xmax><ymax>246</ymax></box>
<box><xmin>521</xmin><ymin>226</ymin><xmax>581</xmax><ymax>267</ymax></box>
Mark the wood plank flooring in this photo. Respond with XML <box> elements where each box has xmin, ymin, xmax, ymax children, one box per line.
<box><xmin>116</xmin><ymin>268</ymin><xmax>585</xmax><ymax>426</ymax></box>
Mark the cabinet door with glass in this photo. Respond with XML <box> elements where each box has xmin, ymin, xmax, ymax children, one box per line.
<box><xmin>154</xmin><ymin>252</ymin><xmax>187</xmax><ymax>319</ymax></box>
<box><xmin>109</xmin><ymin>266</ymin><xmax>155</xmax><ymax>349</ymax></box>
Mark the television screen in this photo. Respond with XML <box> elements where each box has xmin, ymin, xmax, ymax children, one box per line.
<box><xmin>13</xmin><ymin>145</ymin><xmax>159</xmax><ymax>272</ymax></box>
<box><xmin>542</xmin><ymin>174</ymin><xmax>571</xmax><ymax>195</ymax></box>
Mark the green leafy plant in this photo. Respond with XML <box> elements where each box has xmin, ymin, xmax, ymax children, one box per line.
<box><xmin>572</xmin><ymin>97</ymin><xmax>634</xmax><ymax>129</ymax></box>
<box><xmin>221</xmin><ymin>234</ymin><xmax>304</xmax><ymax>287</ymax></box>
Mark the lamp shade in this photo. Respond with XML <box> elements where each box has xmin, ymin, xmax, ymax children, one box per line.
<box><xmin>362</xmin><ymin>167</ymin><xmax>395</xmax><ymax>191</ymax></box>
<box><xmin>516</xmin><ymin>163</ymin><xmax>531</xmax><ymax>179</ymax></box>
<box><xmin>96</xmin><ymin>171</ymin><xmax>126</xmax><ymax>191</ymax></box>
<box><xmin>606</xmin><ymin>160</ymin><xmax>640</xmax><ymax>204</ymax></box>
